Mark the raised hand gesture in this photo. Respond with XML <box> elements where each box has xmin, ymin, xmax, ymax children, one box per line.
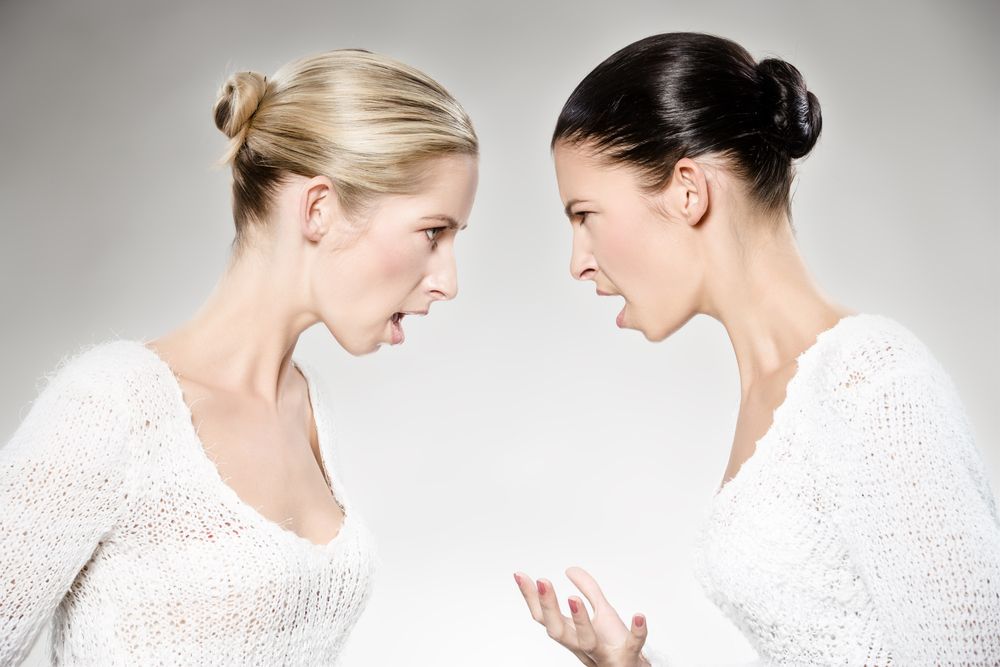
<box><xmin>514</xmin><ymin>566</ymin><xmax>651</xmax><ymax>667</ymax></box>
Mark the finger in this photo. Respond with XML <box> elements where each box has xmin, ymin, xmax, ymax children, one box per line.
<box><xmin>567</xmin><ymin>595</ymin><xmax>598</xmax><ymax>654</ymax></box>
<box><xmin>565</xmin><ymin>566</ymin><xmax>611</xmax><ymax>612</ymax></box>
<box><xmin>536</xmin><ymin>578</ymin><xmax>571</xmax><ymax>642</ymax></box>
<box><xmin>513</xmin><ymin>572</ymin><xmax>543</xmax><ymax>623</ymax></box>
<box><xmin>624</xmin><ymin>612</ymin><xmax>648</xmax><ymax>656</ymax></box>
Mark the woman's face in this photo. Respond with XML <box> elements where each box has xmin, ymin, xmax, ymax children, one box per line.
<box><xmin>553</xmin><ymin>141</ymin><xmax>704</xmax><ymax>341</ymax></box>
<box><xmin>310</xmin><ymin>153</ymin><xmax>479</xmax><ymax>355</ymax></box>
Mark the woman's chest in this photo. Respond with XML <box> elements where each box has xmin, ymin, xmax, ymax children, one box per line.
<box><xmin>58</xmin><ymin>515</ymin><xmax>378</xmax><ymax>663</ymax></box>
<box><xmin>75</xmin><ymin>478</ymin><xmax>378</xmax><ymax>645</ymax></box>
<box><xmin>691</xmin><ymin>421</ymin><xmax>878</xmax><ymax>661</ymax></box>
<box><xmin>109</xmin><ymin>399</ymin><xmax>379</xmax><ymax>611</ymax></box>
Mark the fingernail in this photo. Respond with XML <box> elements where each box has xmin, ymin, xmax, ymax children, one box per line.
<box><xmin>513</xmin><ymin>573</ymin><xmax>521</xmax><ymax>586</ymax></box>
<box><xmin>537</xmin><ymin>580</ymin><xmax>547</xmax><ymax>595</ymax></box>
<box><xmin>635</xmin><ymin>615</ymin><xmax>645</xmax><ymax>628</ymax></box>
<box><xmin>568</xmin><ymin>598</ymin><xmax>579</xmax><ymax>614</ymax></box>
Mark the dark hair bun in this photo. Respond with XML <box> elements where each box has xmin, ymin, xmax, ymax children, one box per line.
<box><xmin>755</xmin><ymin>58</ymin><xmax>822</xmax><ymax>159</ymax></box>
<box><xmin>552</xmin><ymin>32</ymin><xmax>822</xmax><ymax>215</ymax></box>
<box><xmin>213</xmin><ymin>71</ymin><xmax>268</xmax><ymax>141</ymax></box>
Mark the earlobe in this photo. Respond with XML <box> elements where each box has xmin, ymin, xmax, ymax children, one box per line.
<box><xmin>302</xmin><ymin>205</ymin><xmax>325</xmax><ymax>243</ymax></box>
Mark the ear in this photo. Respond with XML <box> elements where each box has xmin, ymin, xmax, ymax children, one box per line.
<box><xmin>659</xmin><ymin>157</ymin><xmax>709</xmax><ymax>226</ymax></box>
<box><xmin>299</xmin><ymin>175</ymin><xmax>340</xmax><ymax>243</ymax></box>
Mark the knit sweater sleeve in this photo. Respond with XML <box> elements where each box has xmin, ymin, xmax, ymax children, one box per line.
<box><xmin>831</xmin><ymin>366</ymin><xmax>1000</xmax><ymax>663</ymax></box>
<box><xmin>0</xmin><ymin>352</ymin><xmax>135</xmax><ymax>665</ymax></box>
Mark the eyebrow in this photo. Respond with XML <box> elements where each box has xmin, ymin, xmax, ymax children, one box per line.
<box><xmin>421</xmin><ymin>214</ymin><xmax>467</xmax><ymax>231</ymax></box>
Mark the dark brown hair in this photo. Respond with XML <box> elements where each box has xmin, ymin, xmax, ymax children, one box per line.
<box><xmin>552</xmin><ymin>32</ymin><xmax>822</xmax><ymax>218</ymax></box>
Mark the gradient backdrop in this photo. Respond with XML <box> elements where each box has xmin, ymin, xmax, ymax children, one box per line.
<box><xmin>1</xmin><ymin>0</ymin><xmax>997</xmax><ymax>665</ymax></box>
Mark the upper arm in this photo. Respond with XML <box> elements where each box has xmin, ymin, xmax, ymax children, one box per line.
<box><xmin>0</xmin><ymin>354</ymin><xmax>135</xmax><ymax>664</ymax></box>
<box><xmin>831</xmin><ymin>367</ymin><xmax>1000</xmax><ymax>662</ymax></box>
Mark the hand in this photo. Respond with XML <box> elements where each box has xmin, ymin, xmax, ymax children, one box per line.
<box><xmin>514</xmin><ymin>566</ymin><xmax>650</xmax><ymax>667</ymax></box>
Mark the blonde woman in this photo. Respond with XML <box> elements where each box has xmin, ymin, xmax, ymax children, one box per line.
<box><xmin>1</xmin><ymin>49</ymin><xmax>477</xmax><ymax>664</ymax></box>
<box><xmin>514</xmin><ymin>32</ymin><xmax>1000</xmax><ymax>666</ymax></box>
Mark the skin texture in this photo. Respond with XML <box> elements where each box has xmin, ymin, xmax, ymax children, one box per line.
<box><xmin>145</xmin><ymin>153</ymin><xmax>478</xmax><ymax>546</ymax></box>
<box><xmin>515</xmin><ymin>141</ymin><xmax>853</xmax><ymax>665</ymax></box>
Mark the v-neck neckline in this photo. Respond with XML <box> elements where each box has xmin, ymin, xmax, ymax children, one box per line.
<box><xmin>134</xmin><ymin>339</ymin><xmax>351</xmax><ymax>553</ymax></box>
<box><xmin>710</xmin><ymin>313</ymin><xmax>867</xmax><ymax>504</ymax></box>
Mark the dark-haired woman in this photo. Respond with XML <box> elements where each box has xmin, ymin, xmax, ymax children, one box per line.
<box><xmin>514</xmin><ymin>32</ymin><xmax>1000</xmax><ymax>666</ymax></box>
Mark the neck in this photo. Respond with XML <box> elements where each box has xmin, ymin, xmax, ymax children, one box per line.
<box><xmin>701</xmin><ymin>213</ymin><xmax>851</xmax><ymax>396</ymax></box>
<box><xmin>164</xmin><ymin>242</ymin><xmax>318</xmax><ymax>403</ymax></box>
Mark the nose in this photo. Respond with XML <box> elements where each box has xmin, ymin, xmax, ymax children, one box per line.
<box><xmin>569</xmin><ymin>224</ymin><xmax>597</xmax><ymax>281</ymax></box>
<box><xmin>428</xmin><ymin>244</ymin><xmax>459</xmax><ymax>301</ymax></box>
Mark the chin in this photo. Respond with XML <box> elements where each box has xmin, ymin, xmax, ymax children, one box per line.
<box><xmin>325</xmin><ymin>325</ymin><xmax>378</xmax><ymax>357</ymax></box>
<box><xmin>354</xmin><ymin>338</ymin><xmax>384</xmax><ymax>356</ymax></box>
<box><xmin>347</xmin><ymin>344</ymin><xmax>381</xmax><ymax>357</ymax></box>
<box><xmin>629</xmin><ymin>309</ymin><xmax>689</xmax><ymax>343</ymax></box>
<box><xmin>637</xmin><ymin>325</ymin><xmax>669</xmax><ymax>342</ymax></box>
<box><xmin>642</xmin><ymin>313</ymin><xmax>694</xmax><ymax>342</ymax></box>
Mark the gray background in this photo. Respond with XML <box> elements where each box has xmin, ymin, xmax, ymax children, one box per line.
<box><xmin>1</xmin><ymin>1</ymin><xmax>997</xmax><ymax>665</ymax></box>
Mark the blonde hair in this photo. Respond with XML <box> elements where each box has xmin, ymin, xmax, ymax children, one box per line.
<box><xmin>212</xmin><ymin>49</ymin><xmax>478</xmax><ymax>254</ymax></box>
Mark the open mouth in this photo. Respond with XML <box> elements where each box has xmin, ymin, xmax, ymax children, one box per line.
<box><xmin>387</xmin><ymin>309</ymin><xmax>429</xmax><ymax>345</ymax></box>
<box><xmin>390</xmin><ymin>312</ymin><xmax>406</xmax><ymax>344</ymax></box>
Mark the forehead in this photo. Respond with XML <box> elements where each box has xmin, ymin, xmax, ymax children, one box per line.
<box><xmin>553</xmin><ymin>141</ymin><xmax>640</xmax><ymax>200</ymax></box>
<box><xmin>417</xmin><ymin>153</ymin><xmax>478</xmax><ymax>190</ymax></box>
<box><xmin>412</xmin><ymin>153</ymin><xmax>477</xmax><ymax>214</ymax></box>
<box><xmin>553</xmin><ymin>140</ymin><xmax>603</xmax><ymax>172</ymax></box>
<box><xmin>367</xmin><ymin>153</ymin><xmax>478</xmax><ymax>227</ymax></box>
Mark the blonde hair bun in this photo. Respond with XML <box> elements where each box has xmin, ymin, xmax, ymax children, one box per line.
<box><xmin>213</xmin><ymin>71</ymin><xmax>268</xmax><ymax>142</ymax></box>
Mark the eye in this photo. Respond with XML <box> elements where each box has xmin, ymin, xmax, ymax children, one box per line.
<box><xmin>424</xmin><ymin>226</ymin><xmax>447</xmax><ymax>243</ymax></box>
<box><xmin>575</xmin><ymin>211</ymin><xmax>592</xmax><ymax>224</ymax></box>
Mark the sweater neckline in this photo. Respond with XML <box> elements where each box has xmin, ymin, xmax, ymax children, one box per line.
<box><xmin>132</xmin><ymin>339</ymin><xmax>353</xmax><ymax>554</ymax></box>
<box><xmin>710</xmin><ymin>312</ymin><xmax>869</xmax><ymax>505</ymax></box>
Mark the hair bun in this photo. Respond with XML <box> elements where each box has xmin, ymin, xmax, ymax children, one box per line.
<box><xmin>213</xmin><ymin>70</ymin><xmax>268</xmax><ymax>141</ymax></box>
<box><xmin>755</xmin><ymin>58</ymin><xmax>822</xmax><ymax>159</ymax></box>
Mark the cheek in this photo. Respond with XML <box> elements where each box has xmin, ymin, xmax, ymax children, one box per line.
<box><xmin>372</xmin><ymin>238</ymin><xmax>428</xmax><ymax>292</ymax></box>
<box><xmin>592</xmin><ymin>218</ymin><xmax>659</xmax><ymax>289</ymax></box>
<box><xmin>368</xmin><ymin>244</ymin><xmax>410</xmax><ymax>284</ymax></box>
<box><xmin>314</xmin><ymin>239</ymin><xmax>416</xmax><ymax>323</ymax></box>
<box><xmin>637</xmin><ymin>234</ymin><xmax>702</xmax><ymax>337</ymax></box>
<box><xmin>347</xmin><ymin>235</ymin><xmax>426</xmax><ymax>311</ymax></box>
<box><xmin>596</xmin><ymin>219</ymin><xmax>700</xmax><ymax>329</ymax></box>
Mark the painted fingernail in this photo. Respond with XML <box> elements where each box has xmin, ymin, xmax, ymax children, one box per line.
<box><xmin>568</xmin><ymin>598</ymin><xmax>579</xmax><ymax>614</ymax></box>
<box><xmin>537</xmin><ymin>580</ymin><xmax>547</xmax><ymax>595</ymax></box>
<box><xmin>513</xmin><ymin>573</ymin><xmax>521</xmax><ymax>586</ymax></box>
<box><xmin>635</xmin><ymin>614</ymin><xmax>645</xmax><ymax>627</ymax></box>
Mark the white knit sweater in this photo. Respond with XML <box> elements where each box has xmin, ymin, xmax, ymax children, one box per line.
<box><xmin>1</xmin><ymin>338</ymin><xmax>378</xmax><ymax>665</ymax></box>
<box><xmin>642</xmin><ymin>313</ymin><xmax>1000</xmax><ymax>666</ymax></box>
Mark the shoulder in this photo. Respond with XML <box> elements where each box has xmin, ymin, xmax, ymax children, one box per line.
<box><xmin>9</xmin><ymin>339</ymin><xmax>156</xmax><ymax>457</ymax></box>
<box><xmin>816</xmin><ymin>317</ymin><xmax>984</xmax><ymax>483</ymax></box>
<box><xmin>797</xmin><ymin>313</ymin><xmax>974</xmax><ymax>440</ymax></box>
<box><xmin>33</xmin><ymin>337</ymin><xmax>156</xmax><ymax>408</ymax></box>
<box><xmin>811</xmin><ymin>313</ymin><xmax>946</xmax><ymax>393</ymax></box>
<box><xmin>811</xmin><ymin>315</ymin><xmax>974</xmax><ymax>440</ymax></box>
